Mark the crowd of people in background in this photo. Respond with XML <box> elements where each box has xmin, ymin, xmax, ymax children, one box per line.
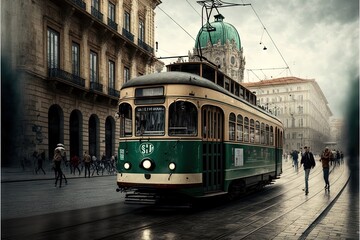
<box><xmin>283</xmin><ymin>146</ymin><xmax>344</xmax><ymax>195</ymax></box>
<box><xmin>284</xmin><ymin>147</ymin><xmax>344</xmax><ymax>170</ymax></box>
<box><xmin>29</xmin><ymin>145</ymin><xmax>118</xmax><ymax>188</ymax></box>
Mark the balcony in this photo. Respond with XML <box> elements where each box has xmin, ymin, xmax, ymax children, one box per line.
<box><xmin>108</xmin><ymin>87</ymin><xmax>119</xmax><ymax>98</ymax></box>
<box><xmin>71</xmin><ymin>0</ymin><xmax>86</xmax><ymax>10</ymax></box>
<box><xmin>138</xmin><ymin>39</ymin><xmax>154</xmax><ymax>54</ymax></box>
<box><xmin>108</xmin><ymin>18</ymin><xmax>118</xmax><ymax>31</ymax></box>
<box><xmin>48</xmin><ymin>68</ymin><xmax>85</xmax><ymax>87</ymax></box>
<box><xmin>122</xmin><ymin>28</ymin><xmax>134</xmax><ymax>42</ymax></box>
<box><xmin>91</xmin><ymin>6</ymin><xmax>103</xmax><ymax>22</ymax></box>
<box><xmin>90</xmin><ymin>81</ymin><xmax>103</xmax><ymax>92</ymax></box>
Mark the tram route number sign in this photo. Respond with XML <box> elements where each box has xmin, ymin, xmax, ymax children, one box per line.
<box><xmin>139</xmin><ymin>142</ymin><xmax>154</xmax><ymax>155</ymax></box>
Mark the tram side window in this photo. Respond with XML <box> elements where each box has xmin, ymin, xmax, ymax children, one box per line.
<box><xmin>169</xmin><ymin>101</ymin><xmax>197</xmax><ymax>136</ymax></box>
<box><xmin>203</xmin><ymin>109</ymin><xmax>207</xmax><ymax>138</ymax></box>
<box><xmin>270</xmin><ymin>126</ymin><xmax>274</xmax><ymax>145</ymax></box>
<box><xmin>119</xmin><ymin>103</ymin><xmax>132</xmax><ymax>137</ymax></box>
<box><xmin>237</xmin><ymin>114</ymin><xmax>243</xmax><ymax>142</ymax></box>
<box><xmin>244</xmin><ymin>117</ymin><xmax>249</xmax><ymax>142</ymax></box>
<box><xmin>255</xmin><ymin>120</ymin><xmax>260</xmax><ymax>143</ymax></box>
<box><xmin>261</xmin><ymin>123</ymin><xmax>265</xmax><ymax>144</ymax></box>
<box><xmin>229</xmin><ymin>113</ymin><xmax>236</xmax><ymax>141</ymax></box>
<box><xmin>250</xmin><ymin>119</ymin><xmax>255</xmax><ymax>143</ymax></box>
<box><xmin>135</xmin><ymin>106</ymin><xmax>165</xmax><ymax>136</ymax></box>
<box><xmin>265</xmin><ymin>124</ymin><xmax>270</xmax><ymax>145</ymax></box>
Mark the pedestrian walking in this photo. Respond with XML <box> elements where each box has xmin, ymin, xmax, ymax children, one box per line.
<box><xmin>83</xmin><ymin>151</ymin><xmax>91</xmax><ymax>178</ymax></box>
<box><xmin>340</xmin><ymin>151</ymin><xmax>344</xmax><ymax>163</ymax></box>
<box><xmin>291</xmin><ymin>150</ymin><xmax>299</xmax><ymax>171</ymax></box>
<box><xmin>336</xmin><ymin>150</ymin><xmax>341</xmax><ymax>165</ymax></box>
<box><xmin>320</xmin><ymin>147</ymin><xmax>332</xmax><ymax>190</ymax></box>
<box><xmin>53</xmin><ymin>149</ymin><xmax>64</xmax><ymax>188</ymax></box>
<box><xmin>70</xmin><ymin>155</ymin><xmax>81</xmax><ymax>175</ymax></box>
<box><xmin>300</xmin><ymin>146</ymin><xmax>316</xmax><ymax>195</ymax></box>
<box><xmin>54</xmin><ymin>143</ymin><xmax>68</xmax><ymax>185</ymax></box>
<box><xmin>35</xmin><ymin>151</ymin><xmax>46</xmax><ymax>175</ymax></box>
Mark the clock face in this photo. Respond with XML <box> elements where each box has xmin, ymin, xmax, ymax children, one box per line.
<box><xmin>231</xmin><ymin>56</ymin><xmax>235</xmax><ymax>65</ymax></box>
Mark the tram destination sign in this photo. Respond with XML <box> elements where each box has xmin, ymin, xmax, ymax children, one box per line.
<box><xmin>135</xmin><ymin>87</ymin><xmax>164</xmax><ymax>97</ymax></box>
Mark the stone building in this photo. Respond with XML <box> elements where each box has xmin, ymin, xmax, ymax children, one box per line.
<box><xmin>189</xmin><ymin>14</ymin><xmax>246</xmax><ymax>83</ymax></box>
<box><xmin>243</xmin><ymin>77</ymin><xmax>333</xmax><ymax>154</ymax></box>
<box><xmin>1</xmin><ymin>0</ymin><xmax>162</xmax><ymax>166</ymax></box>
<box><xmin>186</xmin><ymin>12</ymin><xmax>332</xmax><ymax>155</ymax></box>
<box><xmin>329</xmin><ymin>118</ymin><xmax>345</xmax><ymax>149</ymax></box>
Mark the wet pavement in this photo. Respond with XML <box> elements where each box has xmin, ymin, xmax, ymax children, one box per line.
<box><xmin>1</xmin><ymin>159</ymin><xmax>359</xmax><ymax>239</ymax></box>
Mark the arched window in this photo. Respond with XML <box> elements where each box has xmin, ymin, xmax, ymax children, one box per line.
<box><xmin>119</xmin><ymin>103</ymin><xmax>132</xmax><ymax>137</ymax></box>
<box><xmin>237</xmin><ymin>114</ymin><xmax>243</xmax><ymax>142</ymax></box>
<box><xmin>250</xmin><ymin>119</ymin><xmax>255</xmax><ymax>143</ymax></box>
<box><xmin>169</xmin><ymin>101</ymin><xmax>197</xmax><ymax>136</ymax></box>
<box><xmin>255</xmin><ymin>120</ymin><xmax>260</xmax><ymax>143</ymax></box>
<box><xmin>229</xmin><ymin>113</ymin><xmax>236</xmax><ymax>141</ymax></box>
<box><xmin>244</xmin><ymin>117</ymin><xmax>249</xmax><ymax>142</ymax></box>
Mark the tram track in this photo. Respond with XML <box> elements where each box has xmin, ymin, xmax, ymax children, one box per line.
<box><xmin>211</xmin><ymin>164</ymin><xmax>348</xmax><ymax>239</ymax></box>
<box><xmin>97</xmin><ymin>163</ymin><xmax>348</xmax><ymax>239</ymax></box>
<box><xmin>4</xmin><ymin>162</ymin><xmax>349</xmax><ymax>240</ymax></box>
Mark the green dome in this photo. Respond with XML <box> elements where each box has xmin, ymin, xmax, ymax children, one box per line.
<box><xmin>195</xmin><ymin>14</ymin><xmax>241</xmax><ymax>50</ymax></box>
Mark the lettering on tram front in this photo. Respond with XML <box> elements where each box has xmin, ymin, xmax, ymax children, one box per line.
<box><xmin>139</xmin><ymin>143</ymin><xmax>154</xmax><ymax>155</ymax></box>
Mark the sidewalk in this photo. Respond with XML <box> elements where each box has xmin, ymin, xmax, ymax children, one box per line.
<box><xmin>1</xmin><ymin>165</ymin><xmax>114</xmax><ymax>183</ymax></box>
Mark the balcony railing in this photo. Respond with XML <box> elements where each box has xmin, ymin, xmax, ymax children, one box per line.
<box><xmin>71</xmin><ymin>0</ymin><xmax>86</xmax><ymax>10</ymax></box>
<box><xmin>108</xmin><ymin>87</ymin><xmax>119</xmax><ymax>98</ymax></box>
<box><xmin>108</xmin><ymin>18</ymin><xmax>118</xmax><ymax>31</ymax></box>
<box><xmin>91</xmin><ymin>6</ymin><xmax>103</xmax><ymax>22</ymax></box>
<box><xmin>48</xmin><ymin>68</ymin><xmax>85</xmax><ymax>87</ymax></box>
<box><xmin>138</xmin><ymin>39</ymin><xmax>154</xmax><ymax>54</ymax></box>
<box><xmin>90</xmin><ymin>81</ymin><xmax>103</xmax><ymax>92</ymax></box>
<box><xmin>122</xmin><ymin>28</ymin><xmax>134</xmax><ymax>42</ymax></box>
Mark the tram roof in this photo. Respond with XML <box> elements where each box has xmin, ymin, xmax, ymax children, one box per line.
<box><xmin>122</xmin><ymin>71</ymin><xmax>282</xmax><ymax>124</ymax></box>
<box><xmin>122</xmin><ymin>71</ymin><xmax>226</xmax><ymax>93</ymax></box>
<box><xmin>122</xmin><ymin>71</ymin><xmax>246</xmax><ymax>102</ymax></box>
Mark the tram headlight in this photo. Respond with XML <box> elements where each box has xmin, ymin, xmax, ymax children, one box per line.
<box><xmin>142</xmin><ymin>159</ymin><xmax>152</xmax><ymax>170</ymax></box>
<box><xmin>124</xmin><ymin>162</ymin><xmax>131</xmax><ymax>170</ymax></box>
<box><xmin>168</xmin><ymin>162</ymin><xmax>176</xmax><ymax>171</ymax></box>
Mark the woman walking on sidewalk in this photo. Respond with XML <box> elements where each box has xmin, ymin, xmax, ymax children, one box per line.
<box><xmin>53</xmin><ymin>149</ymin><xmax>64</xmax><ymax>188</ymax></box>
<box><xmin>320</xmin><ymin>147</ymin><xmax>332</xmax><ymax>190</ymax></box>
<box><xmin>35</xmin><ymin>151</ymin><xmax>46</xmax><ymax>175</ymax></box>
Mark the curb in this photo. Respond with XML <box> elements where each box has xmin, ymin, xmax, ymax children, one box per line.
<box><xmin>1</xmin><ymin>173</ymin><xmax>116</xmax><ymax>183</ymax></box>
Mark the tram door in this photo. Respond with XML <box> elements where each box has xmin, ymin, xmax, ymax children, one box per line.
<box><xmin>201</xmin><ymin>106</ymin><xmax>224</xmax><ymax>193</ymax></box>
<box><xmin>274</xmin><ymin>127</ymin><xmax>282</xmax><ymax>176</ymax></box>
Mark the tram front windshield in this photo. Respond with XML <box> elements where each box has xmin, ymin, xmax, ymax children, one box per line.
<box><xmin>135</xmin><ymin>106</ymin><xmax>165</xmax><ymax>136</ymax></box>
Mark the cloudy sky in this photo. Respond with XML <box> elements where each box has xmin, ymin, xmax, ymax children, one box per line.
<box><xmin>154</xmin><ymin>0</ymin><xmax>359</xmax><ymax>118</ymax></box>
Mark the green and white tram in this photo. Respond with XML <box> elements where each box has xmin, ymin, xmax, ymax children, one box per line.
<box><xmin>116</xmin><ymin>62</ymin><xmax>283</xmax><ymax>204</ymax></box>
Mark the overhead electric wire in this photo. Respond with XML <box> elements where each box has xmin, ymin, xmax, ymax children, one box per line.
<box><xmin>248</xmin><ymin>4</ymin><xmax>292</xmax><ymax>76</ymax></box>
<box><xmin>158</xmin><ymin>0</ymin><xmax>292</xmax><ymax>79</ymax></box>
<box><xmin>157</xmin><ymin>6</ymin><xmax>196</xmax><ymax>41</ymax></box>
<box><xmin>186</xmin><ymin>0</ymin><xmax>203</xmax><ymax>18</ymax></box>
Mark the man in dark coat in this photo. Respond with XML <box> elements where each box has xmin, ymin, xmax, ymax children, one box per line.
<box><xmin>300</xmin><ymin>146</ymin><xmax>316</xmax><ymax>195</ymax></box>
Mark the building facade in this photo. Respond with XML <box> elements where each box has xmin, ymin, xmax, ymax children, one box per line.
<box><xmin>329</xmin><ymin>118</ymin><xmax>345</xmax><ymax>148</ymax></box>
<box><xmin>1</xmin><ymin>0</ymin><xmax>162</xmax><ymax>166</ymax></box>
<box><xmin>243</xmin><ymin>77</ymin><xmax>333</xmax><ymax>154</ymax></box>
<box><xmin>189</xmin><ymin>14</ymin><xmax>246</xmax><ymax>83</ymax></box>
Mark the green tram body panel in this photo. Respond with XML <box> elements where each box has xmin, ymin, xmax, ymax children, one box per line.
<box><xmin>117</xmin><ymin>140</ymin><xmax>282</xmax><ymax>197</ymax></box>
<box><xmin>224</xmin><ymin>143</ymin><xmax>276</xmax><ymax>179</ymax></box>
<box><xmin>118</xmin><ymin>140</ymin><xmax>202</xmax><ymax>174</ymax></box>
